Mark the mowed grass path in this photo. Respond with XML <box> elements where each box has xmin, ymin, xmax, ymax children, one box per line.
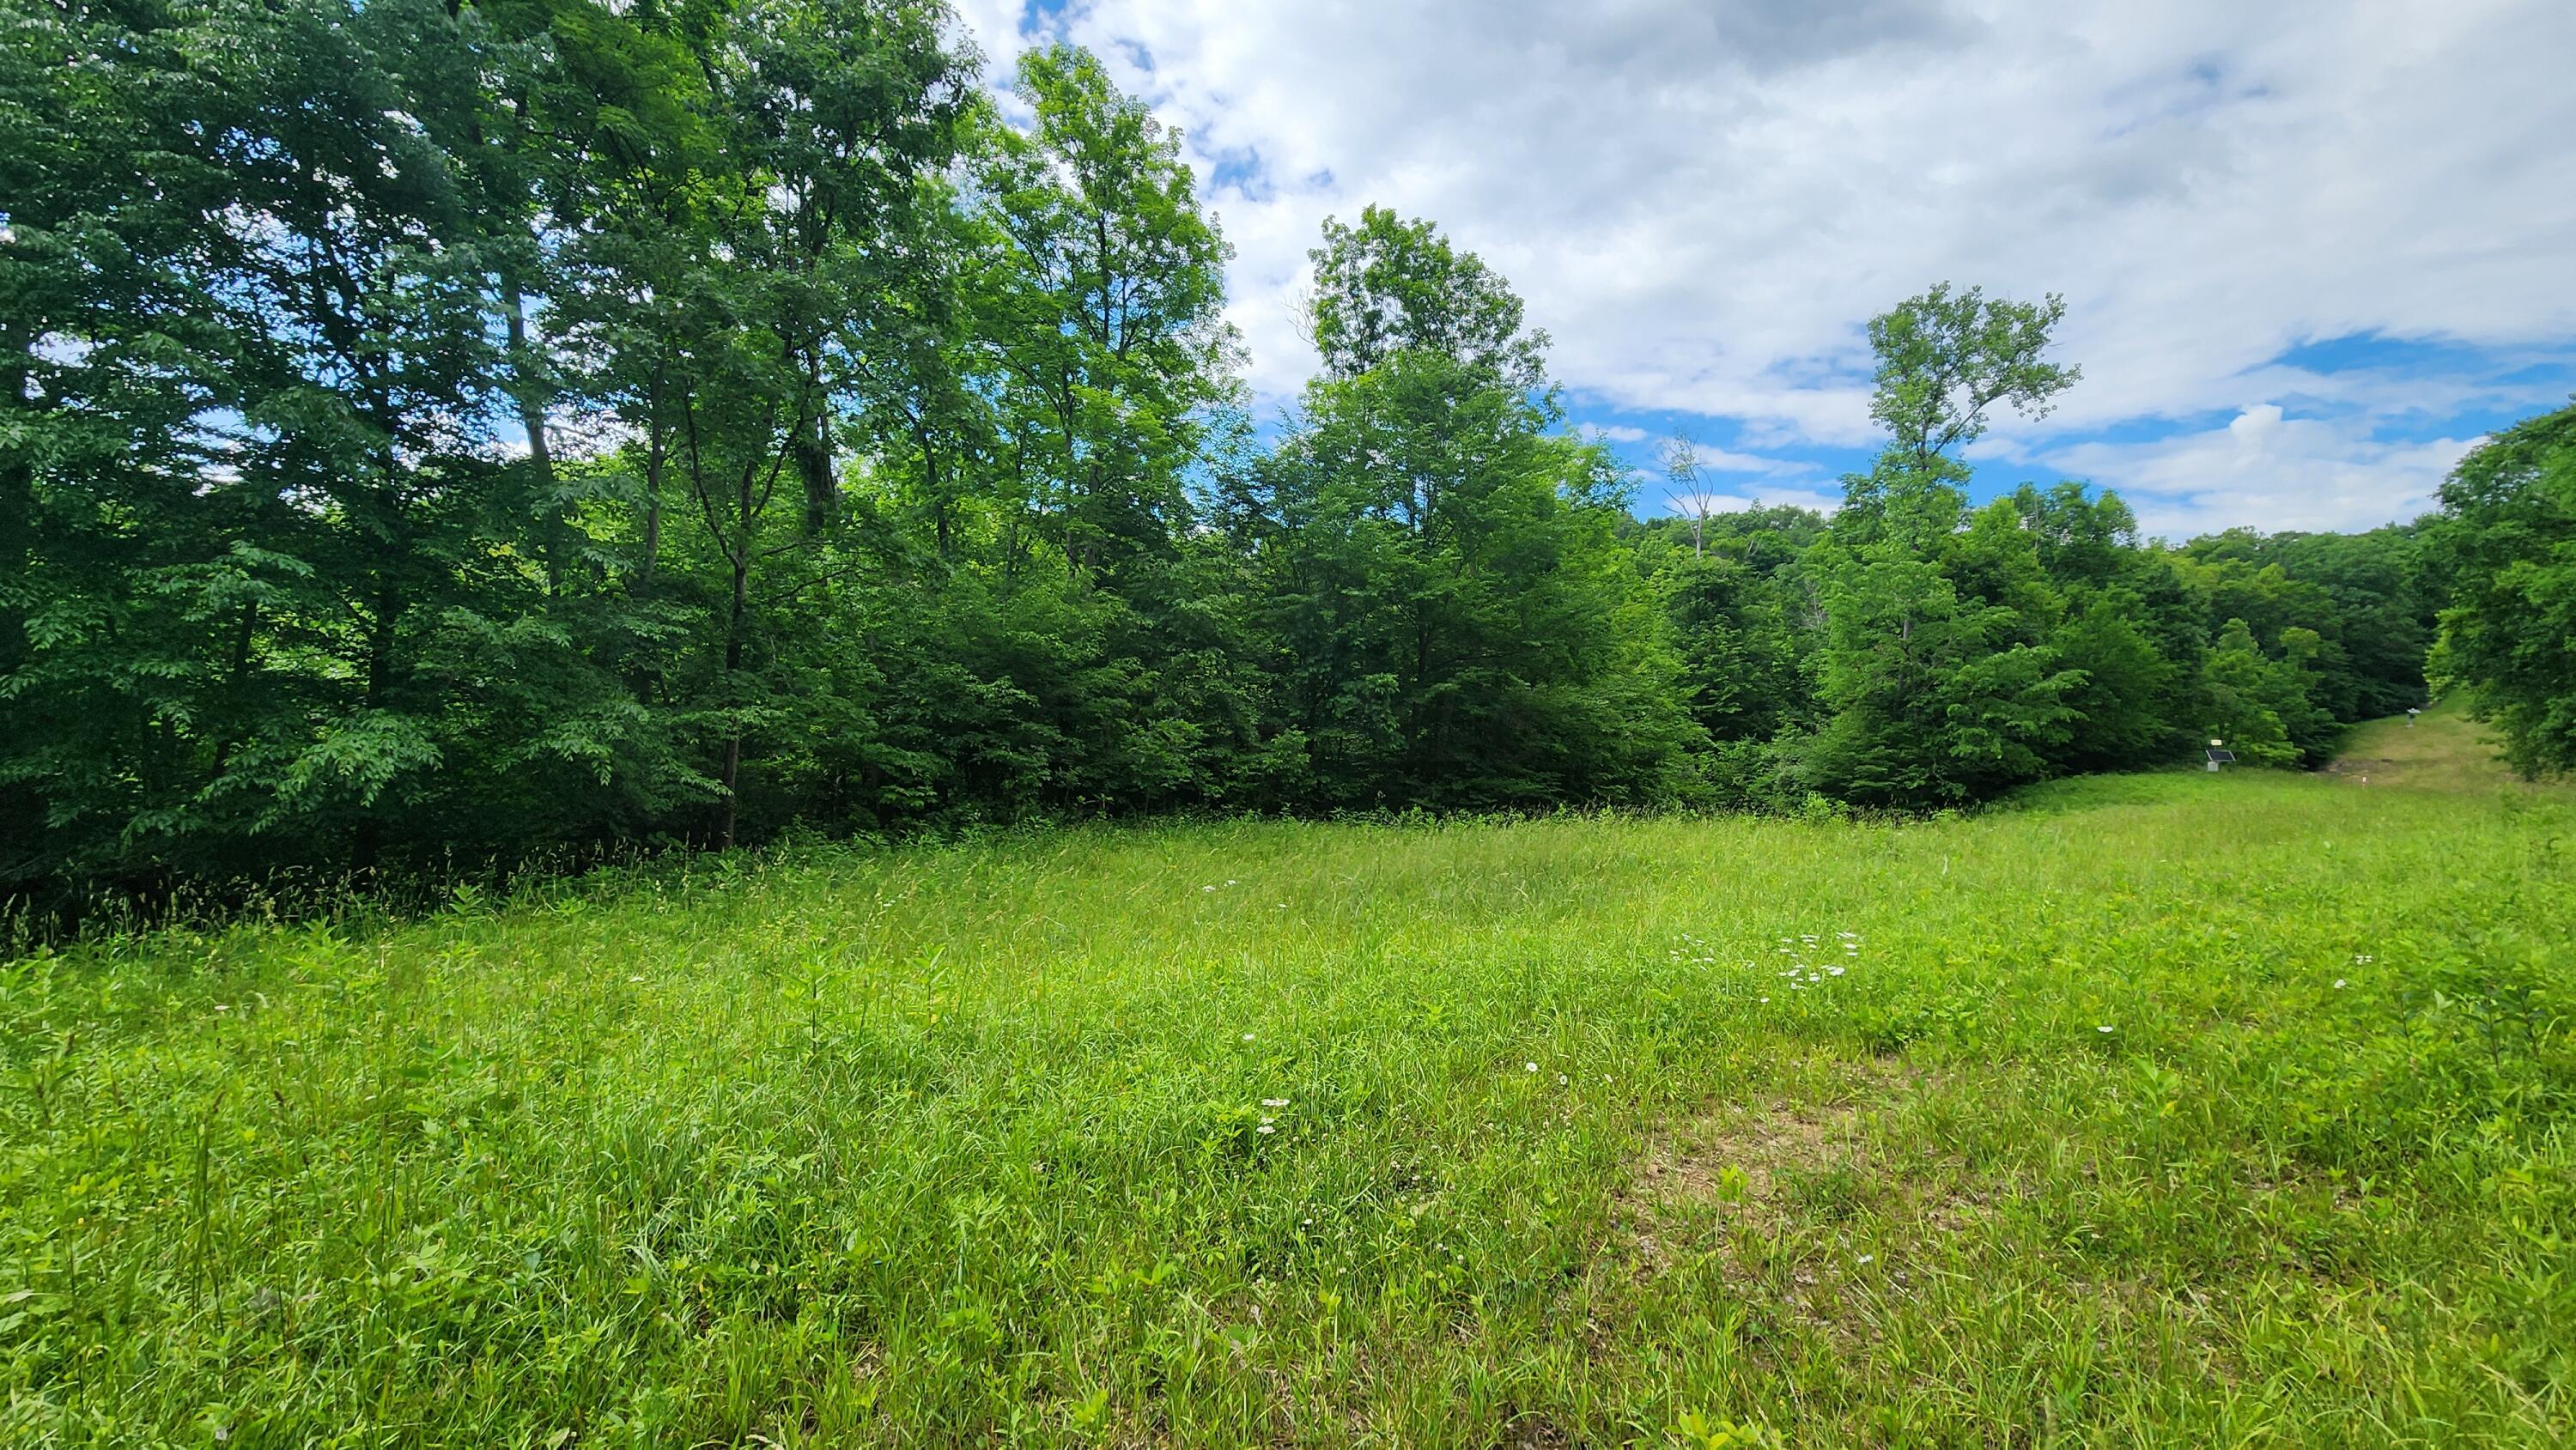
<box><xmin>4</xmin><ymin>713</ymin><xmax>2572</xmax><ymax>1447</ymax></box>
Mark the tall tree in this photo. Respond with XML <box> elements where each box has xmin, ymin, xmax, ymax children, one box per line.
<box><xmin>975</xmin><ymin>44</ymin><xmax>1240</xmax><ymax>585</ymax></box>
<box><xmin>569</xmin><ymin>0</ymin><xmax>972</xmax><ymax>848</ymax></box>
<box><xmin>1800</xmin><ymin>285</ymin><xmax>2085</xmax><ymax>804</ymax></box>
<box><xmin>1242</xmin><ymin>210</ymin><xmax>1697</xmax><ymax>808</ymax></box>
<box><xmin>2427</xmin><ymin>399</ymin><xmax>2576</xmax><ymax>775</ymax></box>
<box><xmin>1838</xmin><ymin>283</ymin><xmax>2081</xmax><ymax>553</ymax></box>
<box><xmin>1306</xmin><ymin>205</ymin><xmax>1548</xmax><ymax>391</ymax></box>
<box><xmin>0</xmin><ymin>0</ymin><xmax>233</xmax><ymax>889</ymax></box>
<box><xmin>1867</xmin><ymin>282</ymin><xmax>2081</xmax><ymax>477</ymax></box>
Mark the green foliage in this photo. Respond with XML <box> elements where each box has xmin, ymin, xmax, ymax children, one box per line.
<box><xmin>1659</xmin><ymin>549</ymin><xmax>1813</xmax><ymax>745</ymax></box>
<box><xmin>1799</xmin><ymin>540</ymin><xmax>2080</xmax><ymax>805</ymax></box>
<box><xmin>2051</xmin><ymin>590</ymin><xmax>2178</xmax><ymax>770</ymax></box>
<box><xmin>0</xmin><ymin>12</ymin><xmax>2489</xmax><ymax>909</ymax></box>
<box><xmin>1866</xmin><ymin>282</ymin><xmax>2081</xmax><ymax>475</ymax></box>
<box><xmin>1236</xmin><ymin>216</ymin><xmax>1697</xmax><ymax>808</ymax></box>
<box><xmin>2427</xmin><ymin>399</ymin><xmax>2576</xmax><ymax>775</ymax></box>
<box><xmin>2198</xmin><ymin>619</ymin><xmax>2306</xmax><ymax>765</ymax></box>
<box><xmin>7</xmin><ymin>13</ymin><xmax>2569</xmax><ymax>1438</ymax></box>
<box><xmin>1306</xmin><ymin>206</ymin><xmax>1549</xmax><ymax>391</ymax></box>
<box><xmin>2172</xmin><ymin>525</ymin><xmax>2434</xmax><ymax>759</ymax></box>
<box><xmin>1775</xmin><ymin>289</ymin><xmax>2090</xmax><ymax>804</ymax></box>
<box><xmin>1633</xmin><ymin>286</ymin><xmax>2437</xmax><ymax>808</ymax></box>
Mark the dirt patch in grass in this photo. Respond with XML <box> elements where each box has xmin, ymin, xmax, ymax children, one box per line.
<box><xmin>1501</xmin><ymin>1412</ymin><xmax>1572</xmax><ymax>1448</ymax></box>
<box><xmin>1610</xmin><ymin>1059</ymin><xmax>2028</xmax><ymax>1336</ymax></box>
<box><xmin>1626</xmin><ymin>1110</ymin><xmax>1845</xmax><ymax>1259</ymax></box>
<box><xmin>1601</xmin><ymin>1061</ymin><xmax>2038</xmax><ymax>1368</ymax></box>
<box><xmin>1618</xmin><ymin>1059</ymin><xmax>1925</xmax><ymax>1265</ymax></box>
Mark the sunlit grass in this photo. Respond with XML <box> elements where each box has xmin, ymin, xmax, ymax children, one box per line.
<box><xmin>3</xmin><ymin>724</ymin><xmax>2571</xmax><ymax>1446</ymax></box>
<box><xmin>2325</xmin><ymin>696</ymin><xmax>2544</xmax><ymax>794</ymax></box>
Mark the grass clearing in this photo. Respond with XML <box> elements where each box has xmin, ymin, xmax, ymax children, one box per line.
<box><xmin>2322</xmin><ymin>701</ymin><xmax>2536</xmax><ymax>795</ymax></box>
<box><xmin>3</xmin><ymin>711</ymin><xmax>2573</xmax><ymax>1447</ymax></box>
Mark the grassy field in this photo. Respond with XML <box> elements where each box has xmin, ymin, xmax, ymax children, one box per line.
<box><xmin>3</xmin><ymin>709</ymin><xmax>2572</xmax><ymax>1447</ymax></box>
<box><xmin>2319</xmin><ymin>701</ymin><xmax>2552</xmax><ymax>796</ymax></box>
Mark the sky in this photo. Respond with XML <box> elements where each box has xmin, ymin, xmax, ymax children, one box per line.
<box><xmin>948</xmin><ymin>0</ymin><xmax>2576</xmax><ymax>539</ymax></box>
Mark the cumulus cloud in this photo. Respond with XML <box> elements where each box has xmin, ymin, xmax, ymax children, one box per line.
<box><xmin>1671</xmin><ymin>486</ymin><xmax>1848</xmax><ymax>517</ymax></box>
<box><xmin>2046</xmin><ymin>405</ymin><xmax>2480</xmax><ymax>540</ymax></box>
<box><xmin>956</xmin><ymin>0</ymin><xmax>2576</xmax><ymax>532</ymax></box>
<box><xmin>1586</xmin><ymin>424</ymin><xmax>1655</xmax><ymax>444</ymax></box>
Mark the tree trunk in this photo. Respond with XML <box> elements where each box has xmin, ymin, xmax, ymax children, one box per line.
<box><xmin>796</xmin><ymin>357</ymin><xmax>835</xmax><ymax>537</ymax></box>
<box><xmin>639</xmin><ymin>400</ymin><xmax>665</xmax><ymax>592</ymax></box>
<box><xmin>0</xmin><ymin>343</ymin><xmax>31</xmax><ymax>672</ymax></box>
<box><xmin>503</xmin><ymin>278</ymin><xmax>570</xmax><ymax>591</ymax></box>
<box><xmin>718</xmin><ymin>455</ymin><xmax>755</xmax><ymax>852</ymax></box>
<box><xmin>354</xmin><ymin>579</ymin><xmax>400</xmax><ymax>876</ymax></box>
<box><xmin>718</xmin><ymin>555</ymin><xmax>748</xmax><ymax>852</ymax></box>
<box><xmin>914</xmin><ymin>413</ymin><xmax>951</xmax><ymax>557</ymax></box>
<box><xmin>208</xmin><ymin>601</ymin><xmax>260</xmax><ymax>780</ymax></box>
<box><xmin>623</xmin><ymin>416</ymin><xmax>669</xmax><ymax>707</ymax></box>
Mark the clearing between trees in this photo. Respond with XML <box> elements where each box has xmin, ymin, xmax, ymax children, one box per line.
<box><xmin>2</xmin><ymin>709</ymin><xmax>2569</xmax><ymax>1447</ymax></box>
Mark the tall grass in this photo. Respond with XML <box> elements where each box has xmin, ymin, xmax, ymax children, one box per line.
<box><xmin>3</xmin><ymin>719</ymin><xmax>2571</xmax><ymax>1446</ymax></box>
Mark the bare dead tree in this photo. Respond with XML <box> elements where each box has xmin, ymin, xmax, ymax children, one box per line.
<box><xmin>1659</xmin><ymin>434</ymin><xmax>1722</xmax><ymax>557</ymax></box>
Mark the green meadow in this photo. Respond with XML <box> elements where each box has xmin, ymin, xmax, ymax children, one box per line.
<box><xmin>3</xmin><ymin>708</ymin><xmax>2571</xmax><ymax>1447</ymax></box>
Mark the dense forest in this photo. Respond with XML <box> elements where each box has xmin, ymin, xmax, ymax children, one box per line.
<box><xmin>4</xmin><ymin>0</ymin><xmax>2568</xmax><ymax>908</ymax></box>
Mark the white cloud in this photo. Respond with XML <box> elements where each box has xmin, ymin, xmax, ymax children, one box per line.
<box><xmin>1664</xmin><ymin>483</ymin><xmax>1844</xmax><ymax>518</ymax></box>
<box><xmin>1692</xmin><ymin>446</ymin><xmax>1815</xmax><ymax>476</ymax></box>
<box><xmin>947</xmin><ymin>0</ymin><xmax>1035</xmax><ymax>75</ymax></box>
<box><xmin>1723</xmin><ymin>486</ymin><xmax>1845</xmax><ymax>515</ymax></box>
<box><xmin>2046</xmin><ymin>405</ymin><xmax>2480</xmax><ymax>538</ymax></box>
<box><xmin>958</xmin><ymin>0</ymin><xmax>2576</xmax><ymax>531</ymax></box>
<box><xmin>1601</xmin><ymin>427</ymin><xmax>1810</xmax><ymax>475</ymax></box>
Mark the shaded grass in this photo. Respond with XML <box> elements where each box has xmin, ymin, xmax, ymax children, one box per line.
<box><xmin>3</xmin><ymin>728</ymin><xmax>2573</xmax><ymax>1446</ymax></box>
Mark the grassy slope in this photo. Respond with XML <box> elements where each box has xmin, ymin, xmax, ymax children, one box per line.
<box><xmin>3</xmin><ymin>719</ymin><xmax>2571</xmax><ymax>1447</ymax></box>
<box><xmin>2321</xmin><ymin>700</ymin><xmax>2544</xmax><ymax>795</ymax></box>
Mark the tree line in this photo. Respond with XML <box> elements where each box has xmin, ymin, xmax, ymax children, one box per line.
<box><xmin>6</xmin><ymin>0</ymin><xmax>2557</xmax><ymax>910</ymax></box>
